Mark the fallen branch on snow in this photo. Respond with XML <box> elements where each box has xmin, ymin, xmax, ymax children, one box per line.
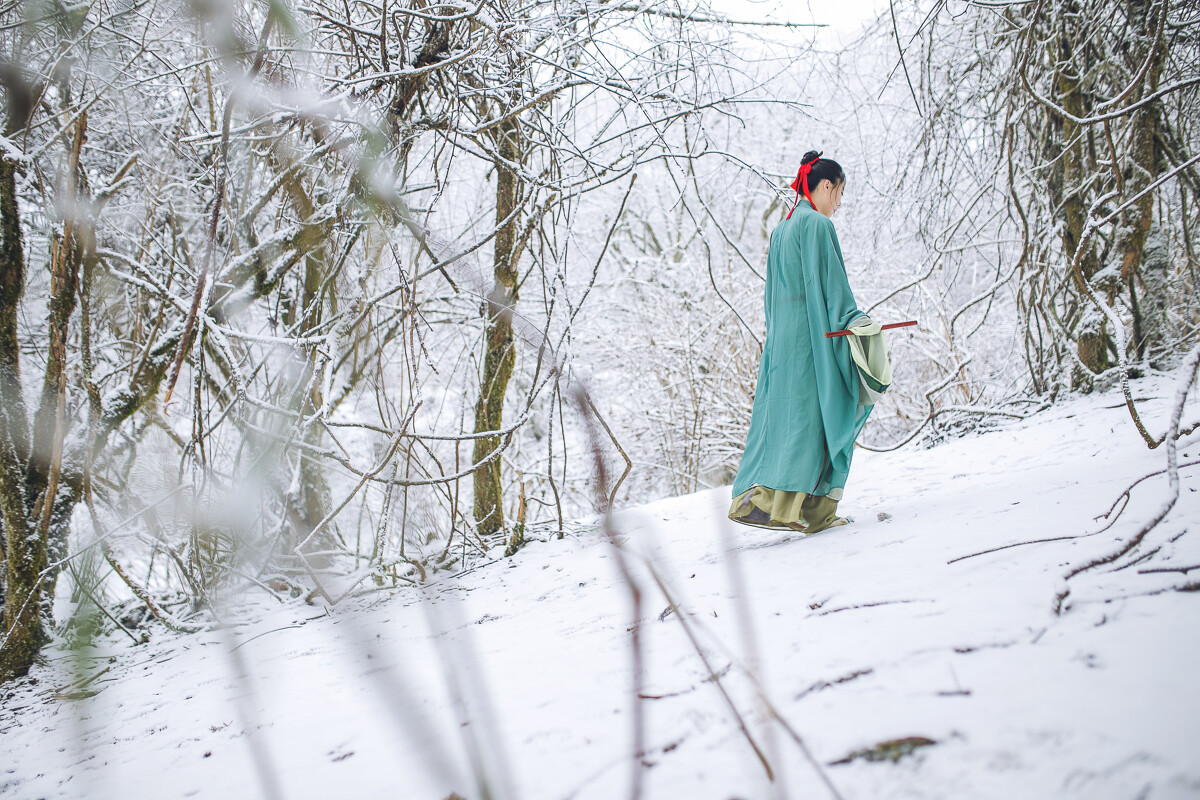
<box><xmin>1060</xmin><ymin>342</ymin><xmax>1200</xmax><ymax>598</ymax></box>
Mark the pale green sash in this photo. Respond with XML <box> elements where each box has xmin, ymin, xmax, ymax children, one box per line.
<box><xmin>846</xmin><ymin>316</ymin><xmax>892</xmax><ymax>406</ymax></box>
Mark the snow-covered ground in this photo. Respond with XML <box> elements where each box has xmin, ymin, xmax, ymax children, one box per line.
<box><xmin>3</xmin><ymin>371</ymin><xmax>1199</xmax><ymax>800</ymax></box>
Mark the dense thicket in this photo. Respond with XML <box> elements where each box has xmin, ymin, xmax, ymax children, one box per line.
<box><xmin>0</xmin><ymin>0</ymin><xmax>798</xmax><ymax>680</ymax></box>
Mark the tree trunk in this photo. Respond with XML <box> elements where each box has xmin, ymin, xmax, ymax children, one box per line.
<box><xmin>295</xmin><ymin>223</ymin><xmax>333</xmax><ymax>563</ymax></box>
<box><xmin>1049</xmin><ymin>10</ymin><xmax>1112</xmax><ymax>385</ymax></box>
<box><xmin>1139</xmin><ymin>227</ymin><xmax>1170</xmax><ymax>366</ymax></box>
<box><xmin>28</xmin><ymin>112</ymin><xmax>89</xmax><ymax>602</ymax></box>
<box><xmin>1116</xmin><ymin>0</ymin><xmax>1166</xmax><ymax>361</ymax></box>
<box><xmin>279</xmin><ymin>166</ymin><xmax>333</xmax><ymax>565</ymax></box>
<box><xmin>473</xmin><ymin>118</ymin><xmax>523</xmax><ymax>538</ymax></box>
<box><xmin>0</xmin><ymin>143</ymin><xmax>40</xmax><ymax>682</ymax></box>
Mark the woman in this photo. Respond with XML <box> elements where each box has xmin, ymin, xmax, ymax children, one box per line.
<box><xmin>728</xmin><ymin>150</ymin><xmax>886</xmax><ymax>535</ymax></box>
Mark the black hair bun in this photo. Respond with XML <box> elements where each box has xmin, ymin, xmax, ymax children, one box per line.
<box><xmin>801</xmin><ymin>150</ymin><xmax>822</xmax><ymax>165</ymax></box>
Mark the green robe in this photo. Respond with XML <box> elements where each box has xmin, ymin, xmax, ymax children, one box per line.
<box><xmin>731</xmin><ymin>205</ymin><xmax>873</xmax><ymax>501</ymax></box>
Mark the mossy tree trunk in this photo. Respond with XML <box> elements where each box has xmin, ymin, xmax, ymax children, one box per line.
<box><xmin>290</xmin><ymin>180</ymin><xmax>333</xmax><ymax>562</ymax></box>
<box><xmin>0</xmin><ymin>119</ymin><xmax>38</xmax><ymax>683</ymax></box>
<box><xmin>472</xmin><ymin>117</ymin><xmax>524</xmax><ymax>538</ymax></box>
<box><xmin>1116</xmin><ymin>0</ymin><xmax>1166</xmax><ymax>363</ymax></box>
<box><xmin>1047</xmin><ymin>10</ymin><xmax>1112</xmax><ymax>385</ymax></box>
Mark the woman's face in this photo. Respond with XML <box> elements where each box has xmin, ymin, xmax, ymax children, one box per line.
<box><xmin>814</xmin><ymin>178</ymin><xmax>844</xmax><ymax>218</ymax></box>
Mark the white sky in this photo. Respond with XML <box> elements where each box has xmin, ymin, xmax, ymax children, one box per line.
<box><xmin>709</xmin><ymin>0</ymin><xmax>888</xmax><ymax>44</ymax></box>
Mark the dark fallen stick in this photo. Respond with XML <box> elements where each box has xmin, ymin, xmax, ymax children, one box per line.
<box><xmin>825</xmin><ymin>320</ymin><xmax>919</xmax><ymax>338</ymax></box>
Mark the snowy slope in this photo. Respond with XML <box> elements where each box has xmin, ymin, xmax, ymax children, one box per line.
<box><xmin>2</xmin><ymin>371</ymin><xmax>1199</xmax><ymax>800</ymax></box>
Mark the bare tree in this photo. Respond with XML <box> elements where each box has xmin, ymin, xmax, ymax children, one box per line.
<box><xmin>890</xmin><ymin>0</ymin><xmax>1199</xmax><ymax>393</ymax></box>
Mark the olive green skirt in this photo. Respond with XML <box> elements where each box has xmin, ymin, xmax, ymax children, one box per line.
<box><xmin>728</xmin><ymin>485</ymin><xmax>840</xmax><ymax>533</ymax></box>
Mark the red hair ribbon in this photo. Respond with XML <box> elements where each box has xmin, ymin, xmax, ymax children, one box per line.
<box><xmin>786</xmin><ymin>154</ymin><xmax>821</xmax><ymax>219</ymax></box>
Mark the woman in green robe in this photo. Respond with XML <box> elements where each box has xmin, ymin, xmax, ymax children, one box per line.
<box><xmin>728</xmin><ymin>151</ymin><xmax>877</xmax><ymax>534</ymax></box>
